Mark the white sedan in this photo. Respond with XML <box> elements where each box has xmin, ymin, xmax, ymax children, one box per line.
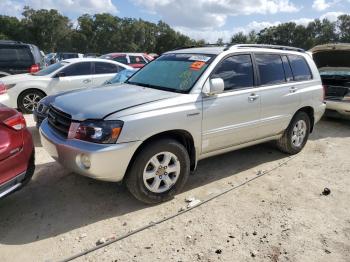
<box><xmin>0</xmin><ymin>58</ymin><xmax>132</xmax><ymax>113</ymax></box>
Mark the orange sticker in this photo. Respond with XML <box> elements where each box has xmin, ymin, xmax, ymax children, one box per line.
<box><xmin>190</xmin><ymin>61</ymin><xmax>205</xmax><ymax>71</ymax></box>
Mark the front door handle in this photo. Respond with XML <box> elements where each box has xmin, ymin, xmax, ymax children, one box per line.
<box><xmin>289</xmin><ymin>86</ymin><xmax>298</xmax><ymax>93</ymax></box>
<box><xmin>248</xmin><ymin>93</ymin><xmax>259</xmax><ymax>102</ymax></box>
<box><xmin>83</xmin><ymin>79</ymin><xmax>91</xmax><ymax>84</ymax></box>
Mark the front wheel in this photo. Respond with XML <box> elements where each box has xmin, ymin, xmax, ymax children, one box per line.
<box><xmin>126</xmin><ymin>139</ymin><xmax>190</xmax><ymax>204</ymax></box>
<box><xmin>276</xmin><ymin>111</ymin><xmax>311</xmax><ymax>154</ymax></box>
<box><xmin>18</xmin><ymin>90</ymin><xmax>45</xmax><ymax>114</ymax></box>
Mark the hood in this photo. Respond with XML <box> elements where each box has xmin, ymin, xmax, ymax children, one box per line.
<box><xmin>0</xmin><ymin>73</ymin><xmax>43</xmax><ymax>84</ymax></box>
<box><xmin>52</xmin><ymin>84</ymin><xmax>180</xmax><ymax>120</ymax></box>
<box><xmin>311</xmin><ymin>44</ymin><xmax>350</xmax><ymax>69</ymax></box>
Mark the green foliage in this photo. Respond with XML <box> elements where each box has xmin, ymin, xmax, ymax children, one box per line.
<box><xmin>0</xmin><ymin>7</ymin><xmax>349</xmax><ymax>54</ymax></box>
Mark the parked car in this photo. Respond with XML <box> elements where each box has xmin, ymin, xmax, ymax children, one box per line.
<box><xmin>40</xmin><ymin>44</ymin><xmax>325</xmax><ymax>204</ymax></box>
<box><xmin>0</xmin><ymin>103</ymin><xmax>35</xmax><ymax>199</ymax></box>
<box><xmin>310</xmin><ymin>44</ymin><xmax>350</xmax><ymax>119</ymax></box>
<box><xmin>34</xmin><ymin>68</ymin><xmax>138</xmax><ymax>127</ymax></box>
<box><xmin>0</xmin><ymin>40</ymin><xmax>43</xmax><ymax>78</ymax></box>
<box><xmin>0</xmin><ymin>58</ymin><xmax>132</xmax><ymax>113</ymax></box>
<box><xmin>100</xmin><ymin>53</ymin><xmax>153</xmax><ymax>68</ymax></box>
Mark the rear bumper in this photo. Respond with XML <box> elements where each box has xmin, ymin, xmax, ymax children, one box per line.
<box><xmin>314</xmin><ymin>103</ymin><xmax>327</xmax><ymax>124</ymax></box>
<box><xmin>325</xmin><ymin>99</ymin><xmax>350</xmax><ymax>116</ymax></box>
<box><xmin>40</xmin><ymin>119</ymin><xmax>142</xmax><ymax>182</ymax></box>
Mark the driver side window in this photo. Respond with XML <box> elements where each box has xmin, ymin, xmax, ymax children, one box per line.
<box><xmin>211</xmin><ymin>54</ymin><xmax>254</xmax><ymax>91</ymax></box>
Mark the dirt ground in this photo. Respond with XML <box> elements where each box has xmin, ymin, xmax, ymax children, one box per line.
<box><xmin>0</xmin><ymin>115</ymin><xmax>349</xmax><ymax>262</ymax></box>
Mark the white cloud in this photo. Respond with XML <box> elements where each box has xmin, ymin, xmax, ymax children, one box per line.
<box><xmin>320</xmin><ymin>11</ymin><xmax>344</xmax><ymax>21</ymax></box>
<box><xmin>133</xmin><ymin>0</ymin><xmax>300</xmax><ymax>30</ymax></box>
<box><xmin>175</xmin><ymin>12</ymin><xmax>347</xmax><ymax>43</ymax></box>
<box><xmin>0</xmin><ymin>0</ymin><xmax>118</xmax><ymax>17</ymax></box>
<box><xmin>312</xmin><ymin>0</ymin><xmax>331</xmax><ymax>11</ymax></box>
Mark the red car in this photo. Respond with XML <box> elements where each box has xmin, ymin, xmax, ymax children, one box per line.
<box><xmin>0</xmin><ymin>104</ymin><xmax>35</xmax><ymax>199</ymax></box>
<box><xmin>100</xmin><ymin>53</ymin><xmax>154</xmax><ymax>68</ymax></box>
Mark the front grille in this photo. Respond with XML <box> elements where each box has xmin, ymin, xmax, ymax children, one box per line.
<box><xmin>47</xmin><ymin>106</ymin><xmax>72</xmax><ymax>137</ymax></box>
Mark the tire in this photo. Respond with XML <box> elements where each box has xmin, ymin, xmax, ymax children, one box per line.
<box><xmin>276</xmin><ymin>111</ymin><xmax>311</xmax><ymax>155</ymax></box>
<box><xmin>126</xmin><ymin>139</ymin><xmax>190</xmax><ymax>204</ymax></box>
<box><xmin>18</xmin><ymin>89</ymin><xmax>45</xmax><ymax>114</ymax></box>
<box><xmin>21</xmin><ymin>149</ymin><xmax>35</xmax><ymax>186</ymax></box>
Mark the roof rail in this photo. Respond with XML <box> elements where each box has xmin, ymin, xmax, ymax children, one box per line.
<box><xmin>224</xmin><ymin>44</ymin><xmax>305</xmax><ymax>53</ymax></box>
<box><xmin>171</xmin><ymin>43</ymin><xmax>229</xmax><ymax>51</ymax></box>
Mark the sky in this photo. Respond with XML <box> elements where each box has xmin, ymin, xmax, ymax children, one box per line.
<box><xmin>1</xmin><ymin>0</ymin><xmax>350</xmax><ymax>42</ymax></box>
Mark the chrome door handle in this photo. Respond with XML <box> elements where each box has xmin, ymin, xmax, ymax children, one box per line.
<box><xmin>248</xmin><ymin>93</ymin><xmax>259</xmax><ymax>102</ymax></box>
<box><xmin>289</xmin><ymin>86</ymin><xmax>298</xmax><ymax>93</ymax></box>
<box><xmin>83</xmin><ymin>79</ymin><xmax>91</xmax><ymax>84</ymax></box>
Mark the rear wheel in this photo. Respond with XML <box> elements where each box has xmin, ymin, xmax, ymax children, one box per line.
<box><xmin>276</xmin><ymin>111</ymin><xmax>311</xmax><ymax>154</ymax></box>
<box><xmin>18</xmin><ymin>90</ymin><xmax>45</xmax><ymax>114</ymax></box>
<box><xmin>126</xmin><ymin>139</ymin><xmax>190</xmax><ymax>204</ymax></box>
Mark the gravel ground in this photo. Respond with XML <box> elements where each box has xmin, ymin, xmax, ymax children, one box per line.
<box><xmin>0</xmin><ymin>115</ymin><xmax>349</xmax><ymax>262</ymax></box>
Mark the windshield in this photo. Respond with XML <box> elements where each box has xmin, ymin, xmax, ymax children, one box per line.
<box><xmin>106</xmin><ymin>69</ymin><xmax>137</xmax><ymax>85</ymax></box>
<box><xmin>126</xmin><ymin>53</ymin><xmax>215</xmax><ymax>93</ymax></box>
<box><xmin>34</xmin><ymin>61</ymin><xmax>69</xmax><ymax>76</ymax></box>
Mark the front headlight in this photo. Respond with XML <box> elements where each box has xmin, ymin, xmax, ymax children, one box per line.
<box><xmin>69</xmin><ymin>120</ymin><xmax>123</xmax><ymax>144</ymax></box>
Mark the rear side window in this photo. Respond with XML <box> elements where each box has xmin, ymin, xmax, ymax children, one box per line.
<box><xmin>255</xmin><ymin>54</ymin><xmax>285</xmax><ymax>85</ymax></box>
<box><xmin>281</xmin><ymin>55</ymin><xmax>293</xmax><ymax>82</ymax></box>
<box><xmin>62</xmin><ymin>62</ymin><xmax>92</xmax><ymax>76</ymax></box>
<box><xmin>94</xmin><ymin>62</ymin><xmax>120</xmax><ymax>74</ymax></box>
<box><xmin>288</xmin><ymin>55</ymin><xmax>312</xmax><ymax>81</ymax></box>
<box><xmin>0</xmin><ymin>46</ymin><xmax>33</xmax><ymax>67</ymax></box>
<box><xmin>113</xmin><ymin>56</ymin><xmax>128</xmax><ymax>64</ymax></box>
<box><xmin>211</xmin><ymin>54</ymin><xmax>254</xmax><ymax>91</ymax></box>
<box><xmin>130</xmin><ymin>56</ymin><xmax>146</xmax><ymax>64</ymax></box>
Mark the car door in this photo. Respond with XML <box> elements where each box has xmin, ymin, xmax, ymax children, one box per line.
<box><xmin>92</xmin><ymin>62</ymin><xmax>122</xmax><ymax>86</ymax></box>
<box><xmin>50</xmin><ymin>61</ymin><xmax>93</xmax><ymax>94</ymax></box>
<box><xmin>201</xmin><ymin>54</ymin><xmax>261</xmax><ymax>154</ymax></box>
<box><xmin>254</xmin><ymin>53</ymin><xmax>301</xmax><ymax>138</ymax></box>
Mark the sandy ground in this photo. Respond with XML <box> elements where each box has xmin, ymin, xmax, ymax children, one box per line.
<box><xmin>0</xmin><ymin>115</ymin><xmax>349</xmax><ymax>262</ymax></box>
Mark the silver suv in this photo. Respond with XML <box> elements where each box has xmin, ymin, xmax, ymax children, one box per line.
<box><xmin>40</xmin><ymin>44</ymin><xmax>326</xmax><ymax>204</ymax></box>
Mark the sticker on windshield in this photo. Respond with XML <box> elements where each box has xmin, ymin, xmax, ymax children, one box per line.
<box><xmin>190</xmin><ymin>61</ymin><xmax>206</xmax><ymax>71</ymax></box>
<box><xmin>188</xmin><ymin>55</ymin><xmax>211</xmax><ymax>62</ymax></box>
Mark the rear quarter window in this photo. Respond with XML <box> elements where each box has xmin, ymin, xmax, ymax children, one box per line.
<box><xmin>288</xmin><ymin>55</ymin><xmax>312</xmax><ymax>81</ymax></box>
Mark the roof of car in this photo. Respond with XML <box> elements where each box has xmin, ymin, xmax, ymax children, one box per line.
<box><xmin>167</xmin><ymin>45</ymin><xmax>306</xmax><ymax>55</ymax></box>
<box><xmin>309</xmin><ymin>43</ymin><xmax>350</xmax><ymax>53</ymax></box>
<box><xmin>61</xmin><ymin>58</ymin><xmax>133</xmax><ymax>69</ymax></box>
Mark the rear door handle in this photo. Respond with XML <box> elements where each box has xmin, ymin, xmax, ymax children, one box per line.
<box><xmin>248</xmin><ymin>93</ymin><xmax>259</xmax><ymax>102</ymax></box>
<box><xmin>289</xmin><ymin>86</ymin><xmax>298</xmax><ymax>93</ymax></box>
<box><xmin>83</xmin><ymin>79</ymin><xmax>91</xmax><ymax>84</ymax></box>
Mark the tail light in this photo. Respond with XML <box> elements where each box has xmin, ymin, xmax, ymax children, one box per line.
<box><xmin>29</xmin><ymin>64</ymin><xmax>40</xmax><ymax>73</ymax></box>
<box><xmin>0</xmin><ymin>82</ymin><xmax>6</xmax><ymax>95</ymax></box>
<box><xmin>4</xmin><ymin>112</ymin><xmax>26</xmax><ymax>130</ymax></box>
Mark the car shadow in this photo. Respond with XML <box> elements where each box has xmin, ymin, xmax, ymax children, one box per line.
<box><xmin>0</xmin><ymin>142</ymin><xmax>286</xmax><ymax>245</ymax></box>
<box><xmin>28</xmin><ymin>126</ymin><xmax>42</xmax><ymax>147</ymax></box>
<box><xmin>309</xmin><ymin>117</ymin><xmax>350</xmax><ymax>140</ymax></box>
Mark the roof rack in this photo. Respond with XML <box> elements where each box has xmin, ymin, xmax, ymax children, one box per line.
<box><xmin>171</xmin><ymin>43</ymin><xmax>229</xmax><ymax>51</ymax></box>
<box><xmin>224</xmin><ymin>44</ymin><xmax>305</xmax><ymax>53</ymax></box>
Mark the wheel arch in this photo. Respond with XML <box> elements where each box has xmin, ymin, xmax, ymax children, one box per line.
<box><xmin>294</xmin><ymin>106</ymin><xmax>315</xmax><ymax>133</ymax></box>
<box><xmin>17</xmin><ymin>88</ymin><xmax>47</xmax><ymax>108</ymax></box>
<box><xmin>126</xmin><ymin>129</ymin><xmax>197</xmax><ymax>179</ymax></box>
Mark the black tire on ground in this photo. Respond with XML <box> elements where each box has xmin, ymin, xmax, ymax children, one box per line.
<box><xmin>18</xmin><ymin>89</ymin><xmax>45</xmax><ymax>114</ymax></box>
<box><xmin>276</xmin><ymin>111</ymin><xmax>311</xmax><ymax>155</ymax></box>
<box><xmin>126</xmin><ymin>139</ymin><xmax>190</xmax><ymax>204</ymax></box>
<box><xmin>21</xmin><ymin>149</ymin><xmax>35</xmax><ymax>186</ymax></box>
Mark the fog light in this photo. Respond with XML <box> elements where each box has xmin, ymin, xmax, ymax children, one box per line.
<box><xmin>81</xmin><ymin>154</ymin><xmax>91</xmax><ymax>169</ymax></box>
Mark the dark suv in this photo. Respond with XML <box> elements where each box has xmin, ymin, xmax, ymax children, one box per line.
<box><xmin>0</xmin><ymin>40</ymin><xmax>43</xmax><ymax>78</ymax></box>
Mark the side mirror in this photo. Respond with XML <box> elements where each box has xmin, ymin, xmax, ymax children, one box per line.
<box><xmin>206</xmin><ymin>78</ymin><xmax>224</xmax><ymax>95</ymax></box>
<box><xmin>55</xmin><ymin>71</ymin><xmax>65</xmax><ymax>78</ymax></box>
